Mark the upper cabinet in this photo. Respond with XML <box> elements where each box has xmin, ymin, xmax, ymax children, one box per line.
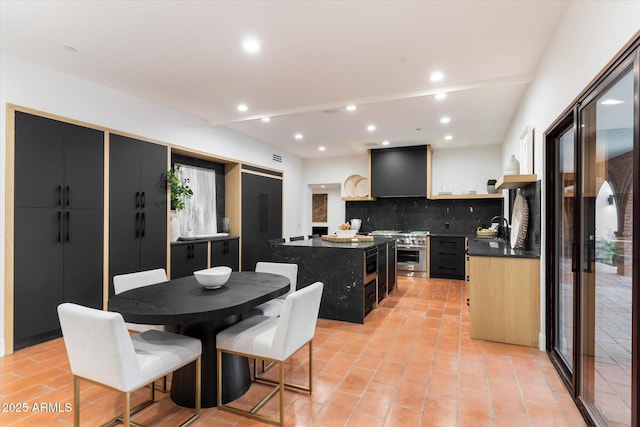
<box><xmin>370</xmin><ymin>145</ymin><xmax>428</xmax><ymax>197</ymax></box>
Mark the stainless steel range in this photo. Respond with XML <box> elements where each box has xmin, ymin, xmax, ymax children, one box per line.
<box><xmin>370</xmin><ymin>230</ymin><xmax>429</xmax><ymax>274</ymax></box>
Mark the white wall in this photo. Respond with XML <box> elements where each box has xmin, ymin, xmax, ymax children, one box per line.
<box><xmin>310</xmin><ymin>184</ymin><xmax>343</xmax><ymax>235</ymax></box>
<box><xmin>431</xmin><ymin>145</ymin><xmax>503</xmax><ymax>195</ymax></box>
<box><xmin>499</xmin><ymin>2</ymin><xmax>640</xmax><ymax>349</ymax></box>
<box><xmin>0</xmin><ymin>52</ymin><xmax>304</xmax><ymax>355</ymax></box>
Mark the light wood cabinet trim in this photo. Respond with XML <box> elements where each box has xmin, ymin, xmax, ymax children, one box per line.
<box><xmin>426</xmin><ymin>145</ymin><xmax>433</xmax><ymax>198</ymax></box>
<box><xmin>4</xmin><ymin>106</ymin><xmax>16</xmax><ymax>354</ymax></box>
<box><xmin>103</xmin><ymin>134</ymin><xmax>110</xmax><ymax>311</ymax></box>
<box><xmin>429</xmin><ymin>193</ymin><xmax>503</xmax><ymax>200</ymax></box>
<box><xmin>495</xmin><ymin>174</ymin><xmax>537</xmax><ymax>190</ymax></box>
<box><xmin>469</xmin><ymin>256</ymin><xmax>540</xmax><ymax>347</ymax></box>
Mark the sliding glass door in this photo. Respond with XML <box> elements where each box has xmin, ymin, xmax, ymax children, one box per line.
<box><xmin>547</xmin><ymin>41</ymin><xmax>637</xmax><ymax>427</ymax></box>
<box><xmin>578</xmin><ymin>64</ymin><xmax>634</xmax><ymax>427</ymax></box>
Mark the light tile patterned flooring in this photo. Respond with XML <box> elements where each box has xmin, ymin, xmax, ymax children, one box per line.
<box><xmin>0</xmin><ymin>276</ymin><xmax>587</xmax><ymax>426</ymax></box>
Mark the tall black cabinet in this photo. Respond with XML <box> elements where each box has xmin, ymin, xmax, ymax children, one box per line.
<box><xmin>14</xmin><ymin>112</ymin><xmax>104</xmax><ymax>349</ymax></box>
<box><xmin>241</xmin><ymin>169</ymin><xmax>283</xmax><ymax>271</ymax></box>
<box><xmin>109</xmin><ymin>134</ymin><xmax>167</xmax><ymax>294</ymax></box>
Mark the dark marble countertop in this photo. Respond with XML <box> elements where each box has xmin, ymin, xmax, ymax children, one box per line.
<box><xmin>279</xmin><ymin>236</ymin><xmax>394</xmax><ymax>249</ymax></box>
<box><xmin>171</xmin><ymin>235</ymin><xmax>239</xmax><ymax>245</ymax></box>
<box><xmin>467</xmin><ymin>237</ymin><xmax>540</xmax><ymax>259</ymax></box>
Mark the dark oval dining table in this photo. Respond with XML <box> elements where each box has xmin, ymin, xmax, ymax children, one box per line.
<box><xmin>108</xmin><ymin>271</ymin><xmax>290</xmax><ymax>408</ymax></box>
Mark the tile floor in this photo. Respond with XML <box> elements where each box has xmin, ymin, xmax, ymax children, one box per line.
<box><xmin>0</xmin><ymin>276</ymin><xmax>588</xmax><ymax>426</ymax></box>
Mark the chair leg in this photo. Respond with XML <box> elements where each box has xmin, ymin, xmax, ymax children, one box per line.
<box><xmin>123</xmin><ymin>392</ymin><xmax>131</xmax><ymax>427</ymax></box>
<box><xmin>308</xmin><ymin>340</ymin><xmax>313</xmax><ymax>393</ymax></box>
<box><xmin>74</xmin><ymin>376</ymin><xmax>80</xmax><ymax>427</ymax></box>
<box><xmin>279</xmin><ymin>361</ymin><xmax>285</xmax><ymax>427</ymax></box>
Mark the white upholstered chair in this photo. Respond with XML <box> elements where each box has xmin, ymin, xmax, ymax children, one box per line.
<box><xmin>113</xmin><ymin>268</ymin><xmax>174</xmax><ymax>392</ymax></box>
<box><xmin>250</xmin><ymin>262</ymin><xmax>298</xmax><ymax>317</ymax></box>
<box><xmin>216</xmin><ymin>281</ymin><xmax>323</xmax><ymax>426</ymax></box>
<box><xmin>57</xmin><ymin>303</ymin><xmax>201</xmax><ymax>427</ymax></box>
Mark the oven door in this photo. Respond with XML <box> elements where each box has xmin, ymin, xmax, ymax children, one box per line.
<box><xmin>397</xmin><ymin>245</ymin><xmax>427</xmax><ymax>272</ymax></box>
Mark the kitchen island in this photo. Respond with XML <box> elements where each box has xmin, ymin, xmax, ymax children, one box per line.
<box><xmin>271</xmin><ymin>236</ymin><xmax>396</xmax><ymax>323</ymax></box>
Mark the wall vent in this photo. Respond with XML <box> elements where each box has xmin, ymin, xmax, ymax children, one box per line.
<box><xmin>272</xmin><ymin>154</ymin><xmax>282</xmax><ymax>163</ymax></box>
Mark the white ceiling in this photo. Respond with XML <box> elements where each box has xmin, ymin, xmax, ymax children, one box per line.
<box><xmin>0</xmin><ymin>0</ymin><xmax>569</xmax><ymax>159</ymax></box>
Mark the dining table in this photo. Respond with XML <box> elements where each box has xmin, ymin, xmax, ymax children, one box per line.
<box><xmin>108</xmin><ymin>271</ymin><xmax>290</xmax><ymax>408</ymax></box>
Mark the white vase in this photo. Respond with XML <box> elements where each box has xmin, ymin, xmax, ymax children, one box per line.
<box><xmin>504</xmin><ymin>155</ymin><xmax>520</xmax><ymax>175</ymax></box>
<box><xmin>170</xmin><ymin>211</ymin><xmax>181</xmax><ymax>242</ymax></box>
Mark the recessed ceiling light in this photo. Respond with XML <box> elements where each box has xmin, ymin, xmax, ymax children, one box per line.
<box><xmin>242</xmin><ymin>36</ymin><xmax>261</xmax><ymax>54</ymax></box>
<box><xmin>261</xmin><ymin>117</ymin><xmax>271</xmax><ymax>122</ymax></box>
<box><xmin>367</xmin><ymin>124</ymin><xmax>376</xmax><ymax>132</ymax></box>
<box><xmin>346</xmin><ymin>105</ymin><xmax>357</xmax><ymax>112</ymax></box>
<box><xmin>294</xmin><ymin>133</ymin><xmax>303</xmax><ymax>140</ymax></box>
<box><xmin>430</xmin><ymin>71</ymin><xmax>444</xmax><ymax>82</ymax></box>
<box><xmin>601</xmin><ymin>99</ymin><xmax>624</xmax><ymax>105</ymax></box>
<box><xmin>440</xmin><ymin>116</ymin><xmax>451</xmax><ymax>124</ymax></box>
<box><xmin>318</xmin><ymin>146</ymin><xmax>326</xmax><ymax>151</ymax></box>
<box><xmin>237</xmin><ymin>104</ymin><xmax>248</xmax><ymax>112</ymax></box>
<box><xmin>434</xmin><ymin>92</ymin><xmax>447</xmax><ymax>100</ymax></box>
<box><xmin>382</xmin><ymin>140</ymin><xmax>390</xmax><ymax>146</ymax></box>
<box><xmin>444</xmin><ymin>134</ymin><xmax>453</xmax><ymax>141</ymax></box>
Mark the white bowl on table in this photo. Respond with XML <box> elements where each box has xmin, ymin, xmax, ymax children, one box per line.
<box><xmin>194</xmin><ymin>266</ymin><xmax>232</xmax><ymax>289</ymax></box>
<box><xmin>335</xmin><ymin>229</ymin><xmax>357</xmax><ymax>238</ymax></box>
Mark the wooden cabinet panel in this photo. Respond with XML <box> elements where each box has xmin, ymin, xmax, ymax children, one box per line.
<box><xmin>211</xmin><ymin>238</ymin><xmax>239</xmax><ymax>271</ymax></box>
<box><xmin>109</xmin><ymin>134</ymin><xmax>167</xmax><ymax>294</ymax></box>
<box><xmin>171</xmin><ymin>242</ymin><xmax>208</xmax><ymax>279</ymax></box>
<box><xmin>469</xmin><ymin>256</ymin><xmax>540</xmax><ymax>347</ymax></box>
<box><xmin>13</xmin><ymin>111</ymin><xmax>104</xmax><ymax>349</ymax></box>
<box><xmin>430</xmin><ymin>236</ymin><xmax>465</xmax><ymax>280</ymax></box>
<box><xmin>241</xmin><ymin>172</ymin><xmax>282</xmax><ymax>271</ymax></box>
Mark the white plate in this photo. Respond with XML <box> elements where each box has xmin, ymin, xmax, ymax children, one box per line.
<box><xmin>353</xmin><ymin>177</ymin><xmax>369</xmax><ymax>197</ymax></box>
<box><xmin>343</xmin><ymin>174</ymin><xmax>362</xmax><ymax>197</ymax></box>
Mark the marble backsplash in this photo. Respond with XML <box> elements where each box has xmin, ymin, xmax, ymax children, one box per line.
<box><xmin>346</xmin><ymin>197</ymin><xmax>503</xmax><ymax>235</ymax></box>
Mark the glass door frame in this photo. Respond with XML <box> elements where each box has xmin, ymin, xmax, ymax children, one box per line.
<box><xmin>545</xmin><ymin>37</ymin><xmax>639</xmax><ymax>426</ymax></box>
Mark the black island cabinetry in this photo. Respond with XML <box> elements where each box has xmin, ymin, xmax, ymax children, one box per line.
<box><xmin>272</xmin><ymin>237</ymin><xmax>396</xmax><ymax>324</ymax></box>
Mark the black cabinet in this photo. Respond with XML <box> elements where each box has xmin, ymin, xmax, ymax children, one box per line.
<box><xmin>377</xmin><ymin>243</ymin><xmax>387</xmax><ymax>302</ymax></box>
<box><xmin>14</xmin><ymin>112</ymin><xmax>104</xmax><ymax>349</ymax></box>
<box><xmin>430</xmin><ymin>236</ymin><xmax>465</xmax><ymax>280</ymax></box>
<box><xmin>171</xmin><ymin>242</ymin><xmax>208</xmax><ymax>279</ymax></box>
<box><xmin>109</xmin><ymin>134</ymin><xmax>167</xmax><ymax>294</ymax></box>
<box><xmin>370</xmin><ymin>145</ymin><xmax>428</xmax><ymax>197</ymax></box>
<box><xmin>211</xmin><ymin>237</ymin><xmax>239</xmax><ymax>271</ymax></box>
<box><xmin>388</xmin><ymin>240</ymin><xmax>397</xmax><ymax>292</ymax></box>
<box><xmin>241</xmin><ymin>171</ymin><xmax>283</xmax><ymax>271</ymax></box>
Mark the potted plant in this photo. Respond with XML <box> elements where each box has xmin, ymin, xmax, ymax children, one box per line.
<box><xmin>164</xmin><ymin>165</ymin><xmax>193</xmax><ymax>241</ymax></box>
<box><xmin>487</xmin><ymin>179</ymin><xmax>498</xmax><ymax>194</ymax></box>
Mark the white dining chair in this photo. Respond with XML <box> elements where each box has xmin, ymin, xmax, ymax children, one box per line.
<box><xmin>249</xmin><ymin>262</ymin><xmax>298</xmax><ymax>317</ymax></box>
<box><xmin>57</xmin><ymin>303</ymin><xmax>202</xmax><ymax>427</ymax></box>
<box><xmin>113</xmin><ymin>268</ymin><xmax>174</xmax><ymax>392</ymax></box>
<box><xmin>216</xmin><ymin>281</ymin><xmax>323</xmax><ymax>426</ymax></box>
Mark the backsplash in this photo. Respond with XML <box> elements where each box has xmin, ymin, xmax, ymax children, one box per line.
<box><xmin>346</xmin><ymin>197</ymin><xmax>503</xmax><ymax>235</ymax></box>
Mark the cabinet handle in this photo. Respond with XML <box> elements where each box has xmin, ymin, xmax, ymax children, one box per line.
<box><xmin>135</xmin><ymin>212</ymin><xmax>140</xmax><ymax>238</ymax></box>
<box><xmin>65</xmin><ymin>186</ymin><xmax>70</xmax><ymax>206</ymax></box>
<box><xmin>66</xmin><ymin>211</ymin><xmax>70</xmax><ymax>242</ymax></box>
<box><xmin>135</xmin><ymin>191</ymin><xmax>140</xmax><ymax>208</ymax></box>
<box><xmin>141</xmin><ymin>212</ymin><xmax>146</xmax><ymax>237</ymax></box>
<box><xmin>57</xmin><ymin>185</ymin><xmax>62</xmax><ymax>206</ymax></box>
<box><xmin>57</xmin><ymin>211</ymin><xmax>62</xmax><ymax>242</ymax></box>
<box><xmin>141</xmin><ymin>192</ymin><xmax>145</xmax><ymax>208</ymax></box>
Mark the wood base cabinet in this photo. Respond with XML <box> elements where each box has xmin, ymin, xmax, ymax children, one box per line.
<box><xmin>13</xmin><ymin>112</ymin><xmax>104</xmax><ymax>349</ymax></box>
<box><xmin>469</xmin><ymin>256</ymin><xmax>540</xmax><ymax>347</ymax></box>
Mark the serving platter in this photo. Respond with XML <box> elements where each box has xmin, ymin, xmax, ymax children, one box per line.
<box><xmin>510</xmin><ymin>191</ymin><xmax>529</xmax><ymax>249</ymax></box>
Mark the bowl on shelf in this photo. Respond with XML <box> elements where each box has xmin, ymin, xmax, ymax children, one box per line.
<box><xmin>194</xmin><ymin>266</ymin><xmax>232</xmax><ymax>289</ymax></box>
<box><xmin>335</xmin><ymin>229</ymin><xmax>357</xmax><ymax>238</ymax></box>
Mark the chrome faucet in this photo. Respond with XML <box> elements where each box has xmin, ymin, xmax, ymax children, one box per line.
<box><xmin>490</xmin><ymin>216</ymin><xmax>510</xmax><ymax>240</ymax></box>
